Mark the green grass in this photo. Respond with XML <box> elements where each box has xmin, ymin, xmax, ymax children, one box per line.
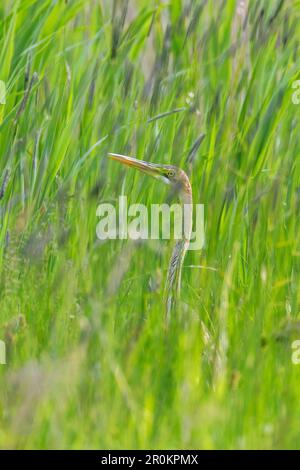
<box><xmin>0</xmin><ymin>0</ymin><xmax>300</xmax><ymax>450</ymax></box>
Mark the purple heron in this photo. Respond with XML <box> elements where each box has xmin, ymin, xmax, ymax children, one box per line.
<box><xmin>108</xmin><ymin>153</ymin><xmax>193</xmax><ymax>323</ymax></box>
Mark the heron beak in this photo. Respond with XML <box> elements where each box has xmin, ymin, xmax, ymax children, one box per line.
<box><xmin>108</xmin><ymin>153</ymin><xmax>165</xmax><ymax>180</ymax></box>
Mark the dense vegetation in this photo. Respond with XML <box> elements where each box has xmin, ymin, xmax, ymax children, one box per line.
<box><xmin>0</xmin><ymin>0</ymin><xmax>300</xmax><ymax>449</ymax></box>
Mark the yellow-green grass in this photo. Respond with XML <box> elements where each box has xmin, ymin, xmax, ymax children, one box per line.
<box><xmin>0</xmin><ymin>0</ymin><xmax>300</xmax><ymax>449</ymax></box>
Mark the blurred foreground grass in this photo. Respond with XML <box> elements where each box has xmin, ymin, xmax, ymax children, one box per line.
<box><xmin>0</xmin><ymin>0</ymin><xmax>300</xmax><ymax>449</ymax></box>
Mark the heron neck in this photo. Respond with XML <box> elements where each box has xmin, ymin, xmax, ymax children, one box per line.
<box><xmin>180</xmin><ymin>189</ymin><xmax>193</xmax><ymax>243</ymax></box>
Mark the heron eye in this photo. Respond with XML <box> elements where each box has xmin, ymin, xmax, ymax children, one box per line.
<box><xmin>167</xmin><ymin>170</ymin><xmax>175</xmax><ymax>177</ymax></box>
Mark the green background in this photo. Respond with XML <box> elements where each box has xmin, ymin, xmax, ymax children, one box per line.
<box><xmin>0</xmin><ymin>0</ymin><xmax>300</xmax><ymax>449</ymax></box>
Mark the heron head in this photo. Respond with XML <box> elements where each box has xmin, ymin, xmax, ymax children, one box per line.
<box><xmin>108</xmin><ymin>153</ymin><xmax>190</xmax><ymax>194</ymax></box>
